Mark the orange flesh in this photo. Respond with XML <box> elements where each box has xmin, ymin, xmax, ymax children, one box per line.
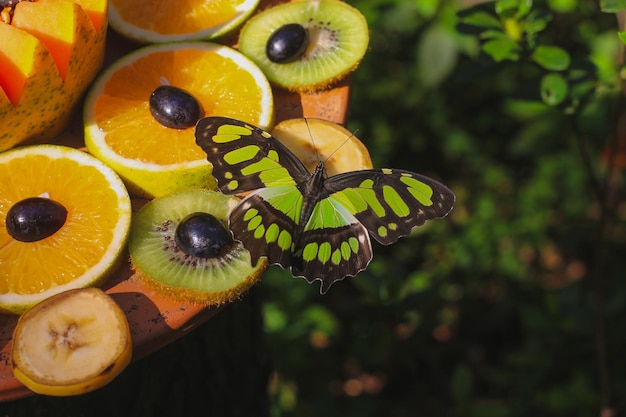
<box><xmin>0</xmin><ymin>154</ymin><xmax>121</xmax><ymax>295</ymax></box>
<box><xmin>112</xmin><ymin>0</ymin><xmax>238</xmax><ymax>35</ymax></box>
<box><xmin>95</xmin><ymin>49</ymin><xmax>267</xmax><ymax>164</ymax></box>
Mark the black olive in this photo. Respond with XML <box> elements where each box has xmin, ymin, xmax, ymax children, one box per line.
<box><xmin>149</xmin><ymin>85</ymin><xmax>204</xmax><ymax>129</ymax></box>
<box><xmin>6</xmin><ymin>197</ymin><xmax>68</xmax><ymax>242</ymax></box>
<box><xmin>175</xmin><ymin>212</ymin><xmax>234</xmax><ymax>259</ymax></box>
<box><xmin>266</xmin><ymin>23</ymin><xmax>309</xmax><ymax>64</ymax></box>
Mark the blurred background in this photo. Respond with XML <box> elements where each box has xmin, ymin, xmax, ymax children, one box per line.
<box><xmin>6</xmin><ymin>0</ymin><xmax>626</xmax><ymax>416</ymax></box>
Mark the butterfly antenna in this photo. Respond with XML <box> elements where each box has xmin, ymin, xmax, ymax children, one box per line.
<box><xmin>323</xmin><ymin>128</ymin><xmax>359</xmax><ymax>165</ymax></box>
<box><xmin>304</xmin><ymin>117</ymin><xmax>322</xmax><ymax>164</ymax></box>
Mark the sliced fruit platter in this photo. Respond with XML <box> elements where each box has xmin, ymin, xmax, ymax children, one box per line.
<box><xmin>0</xmin><ymin>0</ymin><xmax>368</xmax><ymax>401</ymax></box>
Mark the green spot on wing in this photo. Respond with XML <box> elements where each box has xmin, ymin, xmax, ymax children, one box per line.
<box><xmin>278</xmin><ymin>230</ymin><xmax>292</xmax><ymax>250</ymax></box>
<box><xmin>340</xmin><ymin>241</ymin><xmax>352</xmax><ymax>260</ymax></box>
<box><xmin>254</xmin><ymin>224</ymin><xmax>265</xmax><ymax>239</ymax></box>
<box><xmin>303</xmin><ymin>242</ymin><xmax>318</xmax><ymax>261</ymax></box>
<box><xmin>215</xmin><ymin>124</ymin><xmax>252</xmax><ymax>142</ymax></box>
<box><xmin>331</xmin><ymin>249</ymin><xmax>342</xmax><ymax>265</ymax></box>
<box><xmin>377</xmin><ymin>226</ymin><xmax>388</xmax><ymax>238</ymax></box>
<box><xmin>400</xmin><ymin>175</ymin><xmax>434</xmax><ymax>206</ymax></box>
<box><xmin>348</xmin><ymin>237</ymin><xmax>359</xmax><ymax>253</ymax></box>
<box><xmin>318</xmin><ymin>242</ymin><xmax>332</xmax><ymax>263</ymax></box>
<box><xmin>248</xmin><ymin>215</ymin><xmax>263</xmax><ymax>230</ymax></box>
<box><xmin>383</xmin><ymin>185</ymin><xmax>410</xmax><ymax>217</ymax></box>
<box><xmin>265</xmin><ymin>223</ymin><xmax>280</xmax><ymax>243</ymax></box>
<box><xmin>224</xmin><ymin>145</ymin><xmax>259</xmax><ymax>165</ymax></box>
<box><xmin>243</xmin><ymin>208</ymin><xmax>258</xmax><ymax>221</ymax></box>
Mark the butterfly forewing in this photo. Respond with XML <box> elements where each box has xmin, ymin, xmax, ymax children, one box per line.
<box><xmin>195</xmin><ymin>117</ymin><xmax>310</xmax><ymax>194</ymax></box>
<box><xmin>325</xmin><ymin>169</ymin><xmax>455</xmax><ymax>245</ymax></box>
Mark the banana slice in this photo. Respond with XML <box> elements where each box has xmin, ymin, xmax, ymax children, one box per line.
<box><xmin>11</xmin><ymin>288</ymin><xmax>132</xmax><ymax>396</ymax></box>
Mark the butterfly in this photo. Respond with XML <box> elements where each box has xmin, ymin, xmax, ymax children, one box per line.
<box><xmin>195</xmin><ymin>117</ymin><xmax>455</xmax><ymax>293</ymax></box>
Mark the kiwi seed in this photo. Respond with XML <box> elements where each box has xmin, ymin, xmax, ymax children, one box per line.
<box><xmin>238</xmin><ymin>0</ymin><xmax>369</xmax><ymax>92</ymax></box>
<box><xmin>128</xmin><ymin>189</ymin><xmax>266</xmax><ymax>305</ymax></box>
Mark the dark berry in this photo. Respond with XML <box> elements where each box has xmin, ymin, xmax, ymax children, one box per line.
<box><xmin>149</xmin><ymin>85</ymin><xmax>204</xmax><ymax>129</ymax></box>
<box><xmin>266</xmin><ymin>23</ymin><xmax>309</xmax><ymax>64</ymax></box>
<box><xmin>6</xmin><ymin>197</ymin><xmax>68</xmax><ymax>242</ymax></box>
<box><xmin>175</xmin><ymin>212</ymin><xmax>233</xmax><ymax>258</ymax></box>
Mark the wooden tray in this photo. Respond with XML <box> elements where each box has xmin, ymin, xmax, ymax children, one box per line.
<box><xmin>0</xmin><ymin>4</ymin><xmax>349</xmax><ymax>402</ymax></box>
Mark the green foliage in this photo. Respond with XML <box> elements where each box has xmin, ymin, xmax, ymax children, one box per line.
<box><xmin>262</xmin><ymin>0</ymin><xmax>626</xmax><ymax>416</ymax></box>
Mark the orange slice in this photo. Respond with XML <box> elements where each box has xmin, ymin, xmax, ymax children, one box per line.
<box><xmin>0</xmin><ymin>145</ymin><xmax>132</xmax><ymax>315</ymax></box>
<box><xmin>84</xmin><ymin>42</ymin><xmax>274</xmax><ymax>198</ymax></box>
<box><xmin>109</xmin><ymin>0</ymin><xmax>260</xmax><ymax>43</ymax></box>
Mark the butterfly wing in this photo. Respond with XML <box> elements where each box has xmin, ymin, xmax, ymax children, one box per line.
<box><xmin>195</xmin><ymin>116</ymin><xmax>311</xmax><ymax>194</ymax></box>
<box><xmin>324</xmin><ymin>168</ymin><xmax>455</xmax><ymax>245</ymax></box>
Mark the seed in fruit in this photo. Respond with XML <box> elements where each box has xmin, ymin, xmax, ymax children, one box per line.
<box><xmin>175</xmin><ymin>212</ymin><xmax>234</xmax><ymax>258</ymax></box>
<box><xmin>129</xmin><ymin>189</ymin><xmax>266</xmax><ymax>305</ymax></box>
<box><xmin>149</xmin><ymin>85</ymin><xmax>204</xmax><ymax>129</ymax></box>
<box><xmin>266</xmin><ymin>23</ymin><xmax>309</xmax><ymax>64</ymax></box>
<box><xmin>5</xmin><ymin>197</ymin><xmax>68</xmax><ymax>242</ymax></box>
<box><xmin>239</xmin><ymin>0</ymin><xmax>369</xmax><ymax>92</ymax></box>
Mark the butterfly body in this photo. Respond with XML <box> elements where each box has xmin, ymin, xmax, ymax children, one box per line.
<box><xmin>195</xmin><ymin>117</ymin><xmax>455</xmax><ymax>292</ymax></box>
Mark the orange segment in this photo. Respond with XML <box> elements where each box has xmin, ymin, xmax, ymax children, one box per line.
<box><xmin>109</xmin><ymin>0</ymin><xmax>259</xmax><ymax>42</ymax></box>
<box><xmin>84</xmin><ymin>42</ymin><xmax>273</xmax><ymax>198</ymax></box>
<box><xmin>0</xmin><ymin>145</ymin><xmax>131</xmax><ymax>315</ymax></box>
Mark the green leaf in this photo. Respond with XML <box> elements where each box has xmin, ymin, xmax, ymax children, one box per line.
<box><xmin>482</xmin><ymin>38</ymin><xmax>521</xmax><ymax>62</ymax></box>
<box><xmin>548</xmin><ymin>0</ymin><xmax>577</xmax><ymax>12</ymax></box>
<box><xmin>495</xmin><ymin>0</ymin><xmax>532</xmax><ymax>18</ymax></box>
<box><xmin>618</xmin><ymin>31</ymin><xmax>626</xmax><ymax>45</ymax></box>
<box><xmin>540</xmin><ymin>73</ymin><xmax>568</xmax><ymax>106</ymax></box>
<box><xmin>531</xmin><ymin>45</ymin><xmax>571</xmax><ymax>70</ymax></box>
<box><xmin>461</xmin><ymin>10</ymin><xmax>502</xmax><ymax>29</ymax></box>
<box><xmin>600</xmin><ymin>0</ymin><xmax>626</xmax><ymax>12</ymax></box>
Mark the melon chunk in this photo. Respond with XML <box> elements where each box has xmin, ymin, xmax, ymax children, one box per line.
<box><xmin>0</xmin><ymin>0</ymin><xmax>108</xmax><ymax>152</ymax></box>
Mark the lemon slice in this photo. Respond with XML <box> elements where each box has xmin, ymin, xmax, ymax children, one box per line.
<box><xmin>0</xmin><ymin>145</ymin><xmax>132</xmax><ymax>315</ymax></box>
<box><xmin>84</xmin><ymin>42</ymin><xmax>274</xmax><ymax>198</ymax></box>
<box><xmin>109</xmin><ymin>0</ymin><xmax>260</xmax><ymax>43</ymax></box>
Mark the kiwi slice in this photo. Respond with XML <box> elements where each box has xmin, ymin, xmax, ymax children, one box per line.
<box><xmin>128</xmin><ymin>189</ymin><xmax>266</xmax><ymax>305</ymax></box>
<box><xmin>238</xmin><ymin>0</ymin><xmax>369</xmax><ymax>92</ymax></box>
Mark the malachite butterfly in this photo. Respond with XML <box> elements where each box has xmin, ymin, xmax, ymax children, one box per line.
<box><xmin>195</xmin><ymin>117</ymin><xmax>455</xmax><ymax>293</ymax></box>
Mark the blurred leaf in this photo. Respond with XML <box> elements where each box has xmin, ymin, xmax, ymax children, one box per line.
<box><xmin>461</xmin><ymin>10</ymin><xmax>502</xmax><ymax>29</ymax></box>
<box><xmin>540</xmin><ymin>73</ymin><xmax>568</xmax><ymax>105</ymax></box>
<box><xmin>600</xmin><ymin>0</ymin><xmax>626</xmax><ymax>12</ymax></box>
<box><xmin>531</xmin><ymin>45</ymin><xmax>571</xmax><ymax>70</ymax></box>
<box><xmin>451</xmin><ymin>365</ymin><xmax>473</xmax><ymax>403</ymax></box>
<box><xmin>618</xmin><ymin>31</ymin><xmax>626</xmax><ymax>45</ymax></box>
<box><xmin>482</xmin><ymin>38</ymin><xmax>521</xmax><ymax>61</ymax></box>
<box><xmin>417</xmin><ymin>24</ymin><xmax>459</xmax><ymax>87</ymax></box>
<box><xmin>495</xmin><ymin>0</ymin><xmax>532</xmax><ymax>18</ymax></box>
<box><xmin>547</xmin><ymin>0</ymin><xmax>577</xmax><ymax>12</ymax></box>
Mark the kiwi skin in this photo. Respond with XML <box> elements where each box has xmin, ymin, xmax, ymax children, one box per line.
<box><xmin>128</xmin><ymin>189</ymin><xmax>267</xmax><ymax>306</ymax></box>
<box><xmin>238</xmin><ymin>0</ymin><xmax>369</xmax><ymax>92</ymax></box>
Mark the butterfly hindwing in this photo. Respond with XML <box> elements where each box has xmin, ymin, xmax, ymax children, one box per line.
<box><xmin>195</xmin><ymin>117</ymin><xmax>310</xmax><ymax>194</ymax></box>
<box><xmin>324</xmin><ymin>169</ymin><xmax>455</xmax><ymax>245</ymax></box>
